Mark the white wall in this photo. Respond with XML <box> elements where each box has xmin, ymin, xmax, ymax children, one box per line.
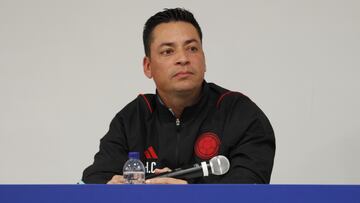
<box><xmin>0</xmin><ymin>0</ymin><xmax>359</xmax><ymax>184</ymax></box>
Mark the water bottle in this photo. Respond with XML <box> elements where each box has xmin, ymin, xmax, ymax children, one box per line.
<box><xmin>123</xmin><ymin>152</ymin><xmax>145</xmax><ymax>184</ymax></box>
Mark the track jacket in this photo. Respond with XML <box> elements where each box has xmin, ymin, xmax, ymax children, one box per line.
<box><xmin>82</xmin><ymin>81</ymin><xmax>275</xmax><ymax>183</ymax></box>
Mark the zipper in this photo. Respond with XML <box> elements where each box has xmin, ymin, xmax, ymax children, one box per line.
<box><xmin>169</xmin><ymin>107</ymin><xmax>181</xmax><ymax>167</ymax></box>
<box><xmin>175</xmin><ymin>118</ymin><xmax>181</xmax><ymax>166</ymax></box>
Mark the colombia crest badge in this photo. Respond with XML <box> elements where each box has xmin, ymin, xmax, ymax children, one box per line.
<box><xmin>194</xmin><ymin>132</ymin><xmax>220</xmax><ymax>160</ymax></box>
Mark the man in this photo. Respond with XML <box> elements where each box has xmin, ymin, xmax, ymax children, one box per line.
<box><xmin>82</xmin><ymin>8</ymin><xmax>275</xmax><ymax>184</ymax></box>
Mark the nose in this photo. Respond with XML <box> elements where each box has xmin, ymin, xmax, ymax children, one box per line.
<box><xmin>175</xmin><ymin>49</ymin><xmax>190</xmax><ymax>66</ymax></box>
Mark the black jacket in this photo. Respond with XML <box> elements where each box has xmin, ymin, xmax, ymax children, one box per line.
<box><xmin>82</xmin><ymin>81</ymin><xmax>275</xmax><ymax>184</ymax></box>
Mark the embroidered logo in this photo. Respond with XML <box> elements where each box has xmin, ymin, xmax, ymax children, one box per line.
<box><xmin>144</xmin><ymin>146</ymin><xmax>158</xmax><ymax>159</ymax></box>
<box><xmin>144</xmin><ymin>146</ymin><xmax>158</xmax><ymax>173</ymax></box>
<box><xmin>194</xmin><ymin>132</ymin><xmax>220</xmax><ymax>160</ymax></box>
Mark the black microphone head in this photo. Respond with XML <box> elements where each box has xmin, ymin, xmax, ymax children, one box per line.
<box><xmin>209</xmin><ymin>155</ymin><xmax>230</xmax><ymax>175</ymax></box>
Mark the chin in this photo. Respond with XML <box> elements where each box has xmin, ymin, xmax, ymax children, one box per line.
<box><xmin>173</xmin><ymin>81</ymin><xmax>201</xmax><ymax>93</ymax></box>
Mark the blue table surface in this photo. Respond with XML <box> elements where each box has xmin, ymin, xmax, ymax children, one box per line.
<box><xmin>0</xmin><ymin>184</ymin><xmax>359</xmax><ymax>203</ymax></box>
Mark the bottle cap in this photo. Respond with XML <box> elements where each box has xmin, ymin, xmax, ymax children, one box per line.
<box><xmin>128</xmin><ymin>152</ymin><xmax>140</xmax><ymax>159</ymax></box>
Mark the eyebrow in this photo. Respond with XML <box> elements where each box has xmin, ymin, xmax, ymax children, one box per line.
<box><xmin>159</xmin><ymin>39</ymin><xmax>199</xmax><ymax>48</ymax></box>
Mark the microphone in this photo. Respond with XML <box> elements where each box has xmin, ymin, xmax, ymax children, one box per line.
<box><xmin>146</xmin><ymin>155</ymin><xmax>230</xmax><ymax>180</ymax></box>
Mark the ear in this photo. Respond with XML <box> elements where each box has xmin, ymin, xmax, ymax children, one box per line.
<box><xmin>143</xmin><ymin>56</ymin><xmax>152</xmax><ymax>79</ymax></box>
<box><xmin>204</xmin><ymin>57</ymin><xmax>207</xmax><ymax>73</ymax></box>
<box><xmin>204</xmin><ymin>53</ymin><xmax>207</xmax><ymax>72</ymax></box>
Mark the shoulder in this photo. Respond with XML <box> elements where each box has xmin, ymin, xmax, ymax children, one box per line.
<box><xmin>208</xmin><ymin>82</ymin><xmax>270</xmax><ymax>122</ymax></box>
<box><xmin>207</xmin><ymin>82</ymin><xmax>252</xmax><ymax>109</ymax></box>
<box><xmin>113</xmin><ymin>93</ymin><xmax>156</xmax><ymax>121</ymax></box>
<box><xmin>208</xmin><ymin>82</ymin><xmax>274</xmax><ymax>135</ymax></box>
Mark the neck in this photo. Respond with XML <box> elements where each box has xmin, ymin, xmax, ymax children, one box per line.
<box><xmin>157</xmin><ymin>87</ymin><xmax>202</xmax><ymax>118</ymax></box>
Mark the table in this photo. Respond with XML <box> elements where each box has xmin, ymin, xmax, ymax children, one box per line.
<box><xmin>0</xmin><ymin>184</ymin><xmax>359</xmax><ymax>203</ymax></box>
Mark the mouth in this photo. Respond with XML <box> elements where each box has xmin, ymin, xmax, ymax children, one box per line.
<box><xmin>173</xmin><ymin>71</ymin><xmax>193</xmax><ymax>78</ymax></box>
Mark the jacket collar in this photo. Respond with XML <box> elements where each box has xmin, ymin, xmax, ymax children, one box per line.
<box><xmin>155</xmin><ymin>80</ymin><xmax>210</xmax><ymax>123</ymax></box>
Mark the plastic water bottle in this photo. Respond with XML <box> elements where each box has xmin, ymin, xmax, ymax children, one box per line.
<box><xmin>123</xmin><ymin>152</ymin><xmax>145</xmax><ymax>184</ymax></box>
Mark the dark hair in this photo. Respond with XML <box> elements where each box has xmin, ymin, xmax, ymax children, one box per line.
<box><xmin>143</xmin><ymin>8</ymin><xmax>203</xmax><ymax>57</ymax></box>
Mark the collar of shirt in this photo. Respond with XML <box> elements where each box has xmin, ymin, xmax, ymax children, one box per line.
<box><xmin>155</xmin><ymin>80</ymin><xmax>210</xmax><ymax>124</ymax></box>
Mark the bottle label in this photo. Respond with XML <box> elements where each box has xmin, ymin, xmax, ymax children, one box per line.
<box><xmin>123</xmin><ymin>171</ymin><xmax>145</xmax><ymax>184</ymax></box>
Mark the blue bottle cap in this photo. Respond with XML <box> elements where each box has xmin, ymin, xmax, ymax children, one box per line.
<box><xmin>128</xmin><ymin>152</ymin><xmax>140</xmax><ymax>159</ymax></box>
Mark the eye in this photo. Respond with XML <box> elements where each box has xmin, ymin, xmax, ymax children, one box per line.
<box><xmin>160</xmin><ymin>49</ymin><xmax>174</xmax><ymax>56</ymax></box>
<box><xmin>188</xmin><ymin>46</ymin><xmax>198</xmax><ymax>52</ymax></box>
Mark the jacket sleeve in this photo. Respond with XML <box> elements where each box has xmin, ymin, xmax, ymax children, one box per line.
<box><xmin>218</xmin><ymin>97</ymin><xmax>276</xmax><ymax>184</ymax></box>
<box><xmin>82</xmin><ymin>113</ymin><xmax>129</xmax><ymax>184</ymax></box>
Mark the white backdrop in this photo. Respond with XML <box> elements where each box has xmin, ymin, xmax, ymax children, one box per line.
<box><xmin>0</xmin><ymin>0</ymin><xmax>359</xmax><ymax>184</ymax></box>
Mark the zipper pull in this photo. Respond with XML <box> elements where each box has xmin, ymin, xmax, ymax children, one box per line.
<box><xmin>176</xmin><ymin>118</ymin><xmax>180</xmax><ymax>126</ymax></box>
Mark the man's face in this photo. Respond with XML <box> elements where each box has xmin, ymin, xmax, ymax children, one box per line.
<box><xmin>143</xmin><ymin>22</ymin><xmax>206</xmax><ymax>96</ymax></box>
